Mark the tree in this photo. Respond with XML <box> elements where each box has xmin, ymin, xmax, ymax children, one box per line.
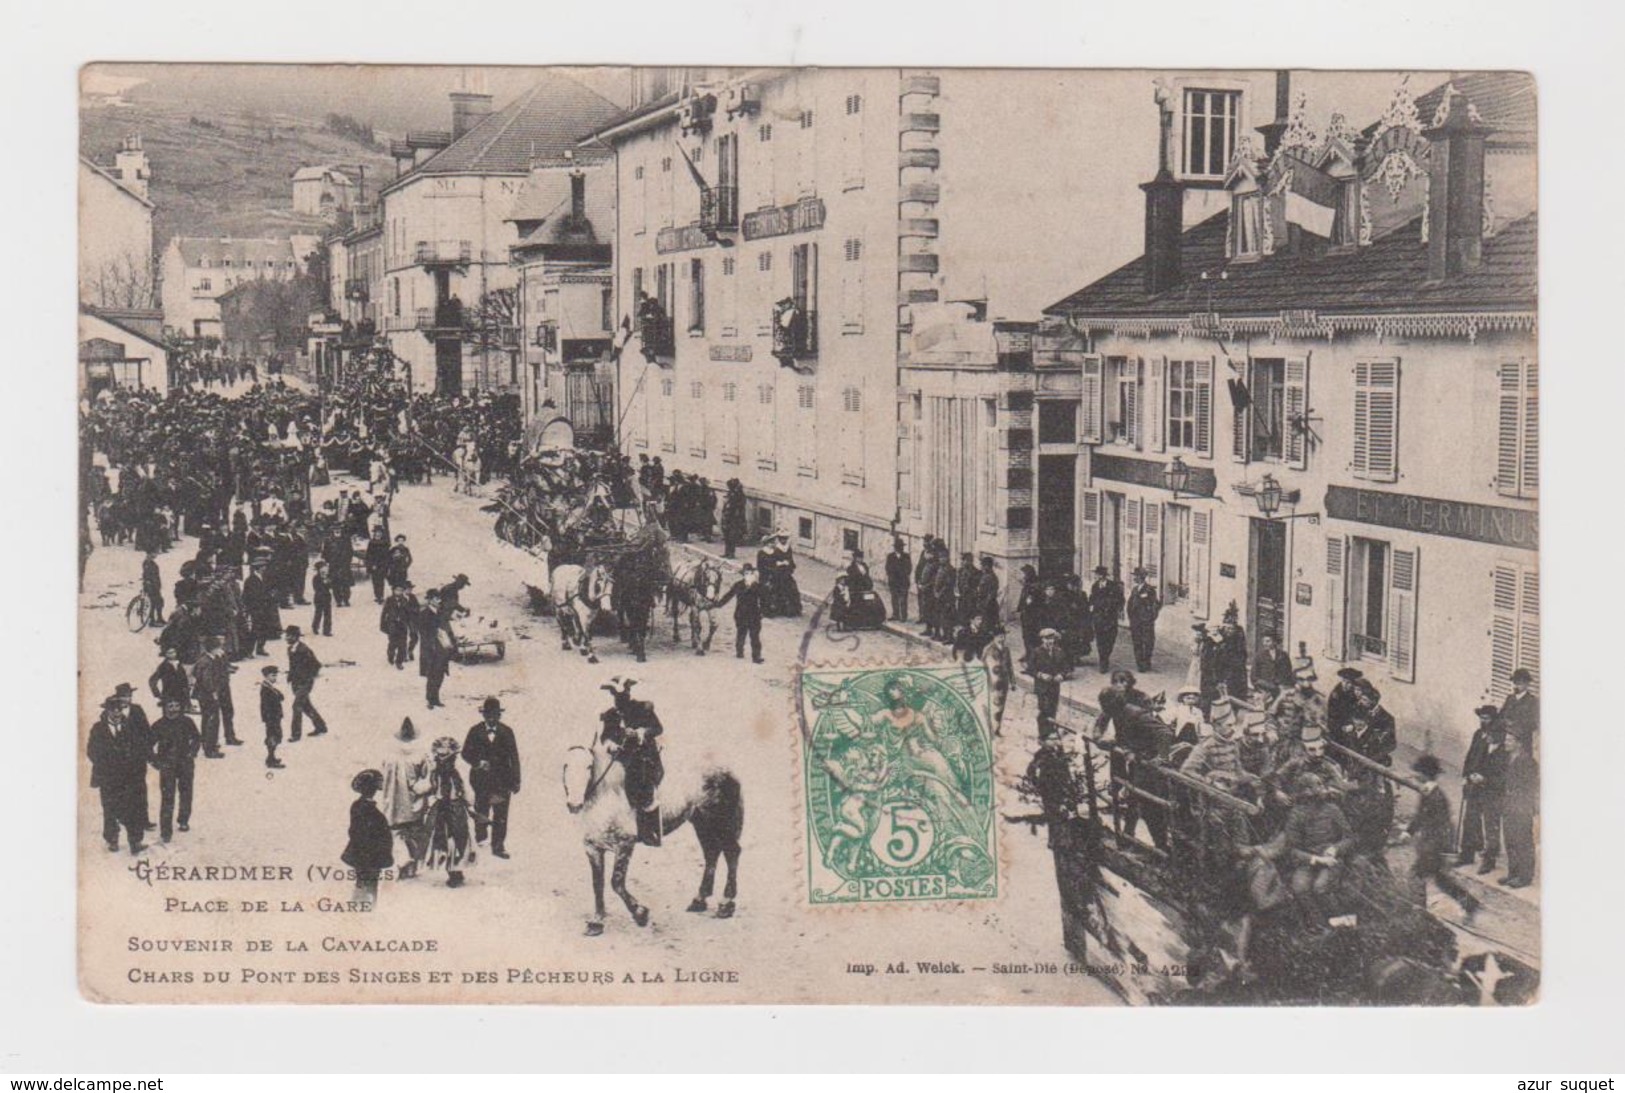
<box><xmin>466</xmin><ymin>288</ymin><xmax>519</xmax><ymax>353</ymax></box>
<box><xmin>87</xmin><ymin>253</ymin><xmax>158</xmax><ymax>309</ymax></box>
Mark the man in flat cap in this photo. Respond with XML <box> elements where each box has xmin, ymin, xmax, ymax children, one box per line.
<box><xmin>1031</xmin><ymin>627</ymin><xmax>1072</xmax><ymax>740</ymax></box>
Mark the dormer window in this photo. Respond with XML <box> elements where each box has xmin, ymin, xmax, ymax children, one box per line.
<box><xmin>1331</xmin><ymin>179</ymin><xmax>1360</xmax><ymax>246</ymax></box>
<box><xmin>1232</xmin><ymin>192</ymin><xmax>1263</xmax><ymax>258</ymax></box>
<box><xmin>1183</xmin><ymin>88</ymin><xmax>1240</xmax><ymax>180</ymax></box>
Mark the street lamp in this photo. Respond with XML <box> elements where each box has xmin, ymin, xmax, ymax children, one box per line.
<box><xmin>1256</xmin><ymin>472</ymin><xmax>1284</xmax><ymax>518</ymax></box>
<box><xmin>1163</xmin><ymin>456</ymin><xmax>1192</xmax><ymax>498</ymax></box>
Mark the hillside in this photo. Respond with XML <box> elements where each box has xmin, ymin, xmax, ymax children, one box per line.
<box><xmin>80</xmin><ymin>98</ymin><xmax>397</xmax><ymax>250</ymax></box>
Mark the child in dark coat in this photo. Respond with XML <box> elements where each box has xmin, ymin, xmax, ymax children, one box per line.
<box><xmin>342</xmin><ymin>769</ymin><xmax>394</xmax><ymax>908</ymax></box>
<box><xmin>259</xmin><ymin>665</ymin><xmax>285</xmax><ymax>769</ymax></box>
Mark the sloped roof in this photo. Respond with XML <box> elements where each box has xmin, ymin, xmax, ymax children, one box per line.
<box><xmin>1046</xmin><ymin>211</ymin><xmax>1536</xmax><ymax>320</ymax></box>
<box><xmin>1411</xmin><ymin>70</ymin><xmax>1536</xmax><ymax>142</ymax></box>
<box><xmin>291</xmin><ymin>165</ymin><xmax>355</xmax><ymax>184</ymax></box>
<box><xmin>1047</xmin><ymin>72</ymin><xmax>1538</xmax><ymax>322</ymax></box>
<box><xmin>171</xmin><ymin>237</ymin><xmax>299</xmax><ymax>267</ymax></box>
<box><xmin>387</xmin><ymin>75</ymin><xmax>620</xmax><ymax>189</ymax></box>
<box><xmin>79</xmin><ymin>155</ymin><xmax>154</xmax><ymax>209</ymax></box>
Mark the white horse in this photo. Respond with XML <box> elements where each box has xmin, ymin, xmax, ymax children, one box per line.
<box><xmin>550</xmin><ymin>563</ymin><xmax>613</xmax><ymax>663</ymax></box>
<box><xmin>562</xmin><ymin>737</ymin><xmax>743</xmax><ymax>936</ymax></box>
<box><xmin>666</xmin><ymin>556</ymin><xmax>724</xmax><ymax>654</ymax></box>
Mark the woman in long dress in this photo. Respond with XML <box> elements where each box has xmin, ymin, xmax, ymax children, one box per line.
<box><xmin>420</xmin><ymin>736</ymin><xmax>476</xmax><ymax>888</ymax></box>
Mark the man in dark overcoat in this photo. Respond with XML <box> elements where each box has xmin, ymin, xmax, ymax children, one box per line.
<box><xmin>463</xmin><ymin>697</ymin><xmax>522</xmax><ymax>859</ymax></box>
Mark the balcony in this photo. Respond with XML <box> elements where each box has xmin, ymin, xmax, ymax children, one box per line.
<box><xmin>413</xmin><ymin>240</ymin><xmax>473</xmax><ymax>267</ymax></box>
<box><xmin>414</xmin><ymin>301</ymin><xmax>466</xmax><ymax>332</ymax></box>
<box><xmin>701</xmin><ymin>185</ymin><xmax>740</xmax><ymax>233</ymax></box>
<box><xmin>638</xmin><ymin>313</ymin><xmax>675</xmax><ymax>362</ymax></box>
<box><xmin>344</xmin><ymin>278</ymin><xmax>369</xmax><ymax>301</ymax></box>
<box><xmin>772</xmin><ymin>304</ymin><xmax>817</xmax><ymax>363</ymax></box>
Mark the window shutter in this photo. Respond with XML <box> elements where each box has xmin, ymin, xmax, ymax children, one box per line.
<box><xmin>1230</xmin><ymin>358</ymin><xmax>1251</xmax><ymax>463</ymax></box>
<box><xmin>1519</xmin><ymin>566</ymin><xmax>1540</xmax><ymax>689</ymax></box>
<box><xmin>1195</xmin><ymin>358</ymin><xmax>1214</xmax><ymax>457</ymax></box>
<box><xmin>1362</xmin><ymin>359</ymin><xmax>1400</xmax><ymax>482</ymax></box>
<box><xmin>1142</xmin><ymin>501</ymin><xmax>1162</xmax><ymax>586</ymax></box>
<box><xmin>1124</xmin><ymin>497</ymin><xmax>1142</xmax><ymax>577</ymax></box>
<box><xmin>1522</xmin><ymin>361</ymin><xmax>1538</xmax><ymax>499</ymax></box>
<box><xmin>1495</xmin><ymin>361</ymin><xmax>1520</xmax><ymax>495</ymax></box>
<box><xmin>1324</xmin><ymin>536</ymin><xmax>1348</xmax><ymax>661</ymax></box>
<box><xmin>1121</xmin><ymin>359</ymin><xmax>1141</xmax><ymax>449</ymax></box>
<box><xmin>1080</xmin><ymin>356</ymin><xmax>1104</xmax><ymax>444</ymax></box>
<box><xmin>1387</xmin><ymin>547</ymin><xmax>1418</xmax><ymax>682</ymax></box>
<box><xmin>1285</xmin><ymin>355</ymin><xmax>1310</xmax><ymax>469</ymax></box>
<box><xmin>1488</xmin><ymin>562</ymin><xmax>1520</xmax><ymax>702</ymax></box>
<box><xmin>1148</xmin><ymin>356</ymin><xmax>1166</xmax><ymax>452</ymax></box>
<box><xmin>1080</xmin><ymin>489</ymin><xmax>1101</xmax><ymax>578</ymax></box>
<box><xmin>1189</xmin><ymin>508</ymin><xmax>1211</xmax><ymax>619</ymax></box>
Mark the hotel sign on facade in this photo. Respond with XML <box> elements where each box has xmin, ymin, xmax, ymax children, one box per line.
<box><xmin>742</xmin><ymin>196</ymin><xmax>826</xmax><ymax>241</ymax></box>
<box><xmin>1324</xmin><ymin>485</ymin><xmax>1538</xmax><ymax>551</ymax></box>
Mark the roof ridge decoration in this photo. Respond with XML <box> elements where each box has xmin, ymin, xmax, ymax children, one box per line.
<box><xmin>1279</xmin><ymin>90</ymin><xmax>1319</xmax><ymax>157</ymax></box>
<box><xmin>1377</xmin><ymin>74</ymin><xmax>1424</xmax><ymax>139</ymax></box>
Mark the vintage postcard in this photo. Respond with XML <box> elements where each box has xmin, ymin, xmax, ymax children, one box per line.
<box><xmin>77</xmin><ymin>63</ymin><xmax>1539</xmax><ymax>1005</ymax></box>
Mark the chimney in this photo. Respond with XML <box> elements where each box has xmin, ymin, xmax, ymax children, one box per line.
<box><xmin>1256</xmin><ymin>71</ymin><xmax>1292</xmax><ymax>157</ymax></box>
<box><xmin>1141</xmin><ymin>171</ymin><xmax>1185</xmax><ymax>295</ymax></box>
<box><xmin>115</xmin><ymin>134</ymin><xmax>150</xmax><ymax>200</ymax></box>
<box><xmin>1423</xmin><ymin>87</ymin><xmax>1494</xmax><ymax>281</ymax></box>
<box><xmin>450</xmin><ymin>90</ymin><xmax>494</xmax><ymax>140</ymax></box>
<box><xmin>570</xmin><ymin>170</ymin><xmax>586</xmax><ymax>223</ymax></box>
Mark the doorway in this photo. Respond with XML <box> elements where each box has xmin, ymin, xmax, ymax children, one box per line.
<box><xmin>435</xmin><ymin>338</ymin><xmax>463</xmax><ymax>395</ymax></box>
<box><xmin>1037</xmin><ymin>454</ymin><xmax>1076</xmax><ymax>579</ymax></box>
<box><xmin>1102</xmin><ymin>491</ymin><xmax>1124</xmax><ymax>578</ymax></box>
<box><xmin>1162</xmin><ymin>502</ymin><xmax>1191</xmax><ymax>602</ymax></box>
<box><xmin>1249</xmin><ymin>517</ymin><xmax>1288</xmax><ymax>653</ymax></box>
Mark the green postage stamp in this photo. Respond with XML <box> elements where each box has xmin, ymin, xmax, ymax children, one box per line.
<box><xmin>797</xmin><ymin>664</ymin><xmax>999</xmax><ymax>906</ymax></box>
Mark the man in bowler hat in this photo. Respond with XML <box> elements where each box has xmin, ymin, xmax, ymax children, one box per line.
<box><xmin>1458</xmin><ymin>705</ymin><xmax>1509</xmax><ymax>874</ymax></box>
<box><xmin>1125</xmin><ymin>566</ymin><xmax>1161</xmax><ymax>672</ymax></box>
<box><xmin>463</xmin><ymin>697</ymin><xmax>521</xmax><ymax>858</ymax></box>
<box><xmin>1399</xmin><ymin>754</ymin><xmax>1480</xmax><ymax>921</ymax></box>
<box><xmin>1088</xmin><ymin>566</ymin><xmax>1125</xmax><ymax>672</ymax></box>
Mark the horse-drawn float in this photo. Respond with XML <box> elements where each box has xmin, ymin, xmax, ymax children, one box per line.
<box><xmin>1016</xmin><ymin>715</ymin><xmax>1539</xmax><ymax>1006</ymax></box>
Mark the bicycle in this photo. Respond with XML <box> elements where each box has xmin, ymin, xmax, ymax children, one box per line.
<box><xmin>126</xmin><ymin>590</ymin><xmax>154</xmax><ymax>632</ymax></box>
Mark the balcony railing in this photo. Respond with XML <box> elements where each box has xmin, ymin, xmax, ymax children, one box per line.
<box><xmin>772</xmin><ymin>304</ymin><xmax>817</xmax><ymax>361</ymax></box>
<box><xmin>413</xmin><ymin>240</ymin><xmax>473</xmax><ymax>266</ymax></box>
<box><xmin>701</xmin><ymin>185</ymin><xmax>740</xmax><ymax>232</ymax></box>
<box><xmin>414</xmin><ymin>301</ymin><xmax>466</xmax><ymax>330</ymax></box>
<box><xmin>638</xmin><ymin>313</ymin><xmax>675</xmax><ymax>360</ymax></box>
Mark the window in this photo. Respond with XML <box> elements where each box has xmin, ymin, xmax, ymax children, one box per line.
<box><xmin>755</xmin><ymin>384</ymin><xmax>777</xmax><ymax>466</ymax></box>
<box><xmin>1352</xmin><ymin>359</ymin><xmax>1400</xmax><ymax>482</ymax></box>
<box><xmin>798</xmin><ymin>516</ymin><xmax>814</xmax><ymax>542</ymax></box>
<box><xmin>1108</xmin><ymin>356</ymin><xmax>1141</xmax><ymax>447</ymax></box>
<box><xmin>1348</xmin><ymin>537</ymin><xmax>1390</xmax><ymax>660</ymax></box>
<box><xmin>1166</xmin><ymin>360</ymin><xmax>1201</xmax><ymax>451</ymax></box>
<box><xmin>1183</xmin><ymin>88</ymin><xmax>1240</xmax><ymax>179</ymax></box>
<box><xmin>661</xmin><ymin>156</ymin><xmax>672</xmax><ymax>173</ymax></box>
<box><xmin>1250</xmin><ymin>358</ymin><xmax>1286</xmax><ymax>461</ymax></box>
<box><xmin>980</xmin><ymin>398</ymin><xmax>999</xmax><ymax>526</ymax></box>
<box><xmin>198</xmin><ymin>278</ymin><xmax>212</xmax><ymax>292</ymax></box>
<box><xmin>796</xmin><ymin>382</ymin><xmax>816</xmax><ymax>476</ymax></box>
<box><xmin>792</xmin><ymin>242</ymin><xmax>818</xmax><ymax>346</ymax></box>
<box><xmin>1232</xmin><ymin>192</ymin><xmax>1263</xmax><ymax>257</ymax></box>
<box><xmin>687</xmin><ymin>258</ymin><xmax>705</xmax><ymax>334</ymax></box>
<box><xmin>800</xmin><ymin>109</ymin><xmax>814</xmax><ymax>128</ymax></box>
<box><xmin>1332</xmin><ymin>181</ymin><xmax>1360</xmax><ymax>246</ymax></box>
<box><xmin>634</xmin><ymin>165</ymin><xmax>644</xmax><ymax>180</ymax></box>
<box><xmin>601</xmin><ymin>287</ymin><xmax>613</xmax><ymax>332</ymax></box>
<box><xmin>840</xmin><ymin>236</ymin><xmax>865</xmax><ymax>334</ymax></box>
<box><xmin>721</xmin><ymin>383</ymin><xmax>740</xmax><ymax>463</ymax></box>
<box><xmin>758</xmin><ymin>251</ymin><xmax>772</xmax><ymax>273</ymax></box>
<box><xmin>845</xmin><ymin>94</ymin><xmax>863</xmax><ymax>115</ymax></box>
<box><xmin>1038</xmin><ymin>399</ymin><xmax>1079</xmax><ymax>445</ymax></box>
<box><xmin>840</xmin><ymin>385</ymin><xmax>866</xmax><ymax>486</ymax></box>
<box><xmin>758</xmin><ymin>123</ymin><xmax>773</xmax><ymax>142</ymax></box>
<box><xmin>1497</xmin><ymin>359</ymin><xmax>1538</xmax><ymax>499</ymax></box>
<box><xmin>691</xmin><ymin>381</ymin><xmax>704</xmax><ymax>400</ymax></box>
<box><xmin>1489</xmin><ymin>562</ymin><xmax>1539</xmax><ymax>702</ymax></box>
